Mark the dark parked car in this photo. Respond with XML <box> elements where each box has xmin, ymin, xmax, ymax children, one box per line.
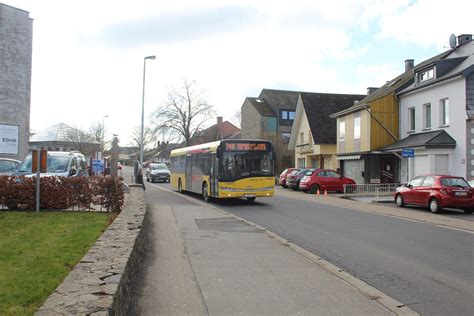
<box><xmin>279</xmin><ymin>168</ymin><xmax>299</xmax><ymax>188</ymax></box>
<box><xmin>394</xmin><ymin>175</ymin><xmax>473</xmax><ymax>214</ymax></box>
<box><xmin>146</xmin><ymin>163</ymin><xmax>170</xmax><ymax>183</ymax></box>
<box><xmin>299</xmin><ymin>169</ymin><xmax>355</xmax><ymax>193</ymax></box>
<box><xmin>286</xmin><ymin>168</ymin><xmax>314</xmax><ymax>190</ymax></box>
<box><xmin>0</xmin><ymin>158</ymin><xmax>21</xmax><ymax>176</ymax></box>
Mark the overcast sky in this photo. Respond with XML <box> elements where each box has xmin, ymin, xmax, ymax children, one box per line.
<box><xmin>4</xmin><ymin>0</ymin><xmax>473</xmax><ymax>145</ymax></box>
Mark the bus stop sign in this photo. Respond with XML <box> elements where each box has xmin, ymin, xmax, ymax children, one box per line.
<box><xmin>402</xmin><ymin>148</ymin><xmax>414</xmax><ymax>158</ymax></box>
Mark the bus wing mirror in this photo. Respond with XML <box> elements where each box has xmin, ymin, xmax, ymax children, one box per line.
<box><xmin>272</xmin><ymin>150</ymin><xmax>276</xmax><ymax>161</ymax></box>
<box><xmin>216</xmin><ymin>147</ymin><xmax>222</xmax><ymax>158</ymax></box>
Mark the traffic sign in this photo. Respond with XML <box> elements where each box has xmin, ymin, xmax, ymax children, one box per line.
<box><xmin>402</xmin><ymin>148</ymin><xmax>414</xmax><ymax>158</ymax></box>
<box><xmin>92</xmin><ymin>159</ymin><xmax>104</xmax><ymax>172</ymax></box>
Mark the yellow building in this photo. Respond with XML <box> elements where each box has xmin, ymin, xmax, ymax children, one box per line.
<box><xmin>288</xmin><ymin>92</ymin><xmax>365</xmax><ymax>171</ymax></box>
<box><xmin>330</xmin><ymin>61</ymin><xmax>415</xmax><ymax>184</ymax></box>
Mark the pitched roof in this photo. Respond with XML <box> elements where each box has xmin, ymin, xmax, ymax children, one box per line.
<box><xmin>330</xmin><ymin>49</ymin><xmax>454</xmax><ymax>118</ymax></box>
<box><xmin>398</xmin><ymin>40</ymin><xmax>473</xmax><ymax>95</ymax></box>
<box><xmin>189</xmin><ymin>120</ymin><xmax>241</xmax><ymax>145</ymax></box>
<box><xmin>380</xmin><ymin>130</ymin><xmax>456</xmax><ymax>151</ymax></box>
<box><xmin>244</xmin><ymin>97</ymin><xmax>275</xmax><ymax>116</ymax></box>
<box><xmin>30</xmin><ymin>122</ymin><xmax>99</xmax><ymax>144</ymax></box>
<box><xmin>259</xmin><ymin>89</ymin><xmax>301</xmax><ymax>110</ymax></box>
<box><xmin>300</xmin><ymin>92</ymin><xmax>365</xmax><ymax>144</ymax></box>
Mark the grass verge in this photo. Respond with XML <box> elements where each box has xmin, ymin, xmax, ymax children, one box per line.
<box><xmin>0</xmin><ymin>211</ymin><xmax>111</xmax><ymax>315</ymax></box>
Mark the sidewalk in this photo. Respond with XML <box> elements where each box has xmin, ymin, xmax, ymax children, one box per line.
<box><xmin>130</xmin><ymin>183</ymin><xmax>416</xmax><ymax>315</ymax></box>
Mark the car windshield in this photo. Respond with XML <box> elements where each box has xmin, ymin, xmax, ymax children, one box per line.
<box><xmin>220</xmin><ymin>151</ymin><xmax>273</xmax><ymax>181</ymax></box>
<box><xmin>151</xmin><ymin>164</ymin><xmax>168</xmax><ymax>170</ymax></box>
<box><xmin>18</xmin><ymin>154</ymin><xmax>69</xmax><ymax>173</ymax></box>
<box><xmin>440</xmin><ymin>177</ymin><xmax>469</xmax><ymax>188</ymax></box>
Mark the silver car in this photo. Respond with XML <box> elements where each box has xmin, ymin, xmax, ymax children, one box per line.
<box><xmin>146</xmin><ymin>163</ymin><xmax>170</xmax><ymax>183</ymax></box>
<box><xmin>16</xmin><ymin>151</ymin><xmax>89</xmax><ymax>177</ymax></box>
<box><xmin>0</xmin><ymin>157</ymin><xmax>21</xmax><ymax>176</ymax></box>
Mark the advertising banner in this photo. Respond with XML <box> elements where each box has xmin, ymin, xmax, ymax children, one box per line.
<box><xmin>0</xmin><ymin>123</ymin><xmax>19</xmax><ymax>154</ymax></box>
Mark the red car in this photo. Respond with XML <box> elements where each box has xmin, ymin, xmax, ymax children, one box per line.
<box><xmin>394</xmin><ymin>175</ymin><xmax>473</xmax><ymax>214</ymax></box>
<box><xmin>279</xmin><ymin>168</ymin><xmax>299</xmax><ymax>188</ymax></box>
<box><xmin>299</xmin><ymin>169</ymin><xmax>355</xmax><ymax>193</ymax></box>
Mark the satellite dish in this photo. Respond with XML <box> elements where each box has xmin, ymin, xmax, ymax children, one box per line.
<box><xmin>449</xmin><ymin>34</ymin><xmax>457</xmax><ymax>48</ymax></box>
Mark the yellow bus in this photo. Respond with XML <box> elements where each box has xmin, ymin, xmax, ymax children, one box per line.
<box><xmin>170</xmin><ymin>139</ymin><xmax>275</xmax><ymax>202</ymax></box>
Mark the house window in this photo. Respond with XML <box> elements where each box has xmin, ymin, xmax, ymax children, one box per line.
<box><xmin>262</xmin><ymin>116</ymin><xmax>277</xmax><ymax>136</ymax></box>
<box><xmin>281</xmin><ymin>132</ymin><xmax>291</xmax><ymax>143</ymax></box>
<box><xmin>408</xmin><ymin>107</ymin><xmax>415</xmax><ymax>131</ymax></box>
<box><xmin>297</xmin><ymin>158</ymin><xmax>305</xmax><ymax>168</ymax></box>
<box><xmin>354</xmin><ymin>115</ymin><xmax>361</xmax><ymax>139</ymax></box>
<box><xmin>279</xmin><ymin>109</ymin><xmax>295</xmax><ymax>126</ymax></box>
<box><xmin>440</xmin><ymin>98</ymin><xmax>449</xmax><ymax>126</ymax></box>
<box><xmin>418</xmin><ymin>68</ymin><xmax>434</xmax><ymax>82</ymax></box>
<box><xmin>423</xmin><ymin>103</ymin><xmax>431</xmax><ymax>129</ymax></box>
<box><xmin>339</xmin><ymin>121</ymin><xmax>345</xmax><ymax>140</ymax></box>
<box><xmin>299</xmin><ymin>132</ymin><xmax>304</xmax><ymax>144</ymax></box>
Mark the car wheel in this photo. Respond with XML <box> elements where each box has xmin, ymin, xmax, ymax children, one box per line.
<box><xmin>202</xmin><ymin>183</ymin><xmax>210</xmax><ymax>202</ymax></box>
<box><xmin>463</xmin><ymin>208</ymin><xmax>473</xmax><ymax>214</ymax></box>
<box><xmin>292</xmin><ymin>182</ymin><xmax>300</xmax><ymax>191</ymax></box>
<box><xmin>282</xmin><ymin>184</ymin><xmax>287</xmax><ymax>188</ymax></box>
<box><xmin>246</xmin><ymin>197</ymin><xmax>256</xmax><ymax>202</ymax></box>
<box><xmin>429</xmin><ymin>198</ymin><xmax>442</xmax><ymax>214</ymax></box>
<box><xmin>395</xmin><ymin>194</ymin><xmax>405</xmax><ymax>207</ymax></box>
<box><xmin>309</xmin><ymin>184</ymin><xmax>320</xmax><ymax>194</ymax></box>
<box><xmin>178</xmin><ymin>179</ymin><xmax>183</xmax><ymax>193</ymax></box>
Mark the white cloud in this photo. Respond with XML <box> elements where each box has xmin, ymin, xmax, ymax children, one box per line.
<box><xmin>4</xmin><ymin>0</ymin><xmax>471</xmax><ymax>146</ymax></box>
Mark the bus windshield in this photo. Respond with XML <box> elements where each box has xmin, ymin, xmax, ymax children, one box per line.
<box><xmin>220</xmin><ymin>151</ymin><xmax>273</xmax><ymax>181</ymax></box>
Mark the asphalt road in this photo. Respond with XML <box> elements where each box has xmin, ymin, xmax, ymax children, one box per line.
<box><xmin>147</xmin><ymin>180</ymin><xmax>474</xmax><ymax>316</ymax></box>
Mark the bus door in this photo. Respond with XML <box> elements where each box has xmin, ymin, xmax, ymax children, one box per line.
<box><xmin>210</xmin><ymin>153</ymin><xmax>218</xmax><ymax>197</ymax></box>
<box><xmin>186</xmin><ymin>155</ymin><xmax>192</xmax><ymax>191</ymax></box>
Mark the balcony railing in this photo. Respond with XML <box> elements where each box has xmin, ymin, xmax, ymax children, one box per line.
<box><xmin>296</xmin><ymin>143</ymin><xmax>313</xmax><ymax>154</ymax></box>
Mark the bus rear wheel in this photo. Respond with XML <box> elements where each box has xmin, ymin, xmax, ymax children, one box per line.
<box><xmin>178</xmin><ymin>179</ymin><xmax>183</xmax><ymax>193</ymax></box>
<box><xmin>202</xmin><ymin>183</ymin><xmax>210</xmax><ymax>202</ymax></box>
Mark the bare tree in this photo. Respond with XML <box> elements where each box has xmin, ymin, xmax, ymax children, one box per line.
<box><xmin>230</xmin><ymin>109</ymin><xmax>241</xmax><ymax>128</ymax></box>
<box><xmin>66</xmin><ymin>126</ymin><xmax>95</xmax><ymax>153</ymax></box>
<box><xmin>89</xmin><ymin>121</ymin><xmax>105</xmax><ymax>151</ymax></box>
<box><xmin>129</xmin><ymin>126</ymin><xmax>157</xmax><ymax>152</ymax></box>
<box><xmin>153</xmin><ymin>79</ymin><xmax>215</xmax><ymax>146</ymax></box>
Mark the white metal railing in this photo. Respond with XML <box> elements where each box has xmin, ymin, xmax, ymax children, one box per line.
<box><xmin>343</xmin><ymin>183</ymin><xmax>400</xmax><ymax>201</ymax></box>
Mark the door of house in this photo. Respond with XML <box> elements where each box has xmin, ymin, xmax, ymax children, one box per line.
<box><xmin>381</xmin><ymin>157</ymin><xmax>396</xmax><ymax>183</ymax></box>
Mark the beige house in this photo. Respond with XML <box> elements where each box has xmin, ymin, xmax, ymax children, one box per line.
<box><xmin>288</xmin><ymin>92</ymin><xmax>365</xmax><ymax>170</ymax></box>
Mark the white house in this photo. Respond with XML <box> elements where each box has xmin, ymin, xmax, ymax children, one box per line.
<box><xmin>382</xmin><ymin>34</ymin><xmax>474</xmax><ymax>182</ymax></box>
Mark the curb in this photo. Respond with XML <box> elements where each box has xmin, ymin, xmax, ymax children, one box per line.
<box><xmin>153</xmin><ymin>184</ymin><xmax>419</xmax><ymax>315</ymax></box>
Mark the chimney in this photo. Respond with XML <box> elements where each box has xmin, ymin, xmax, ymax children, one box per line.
<box><xmin>405</xmin><ymin>59</ymin><xmax>414</xmax><ymax>71</ymax></box>
<box><xmin>457</xmin><ymin>34</ymin><xmax>472</xmax><ymax>46</ymax></box>
<box><xmin>217</xmin><ymin>116</ymin><xmax>223</xmax><ymax>140</ymax></box>
<box><xmin>367</xmin><ymin>87</ymin><xmax>379</xmax><ymax>95</ymax></box>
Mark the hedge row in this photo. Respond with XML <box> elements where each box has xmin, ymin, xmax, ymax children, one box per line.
<box><xmin>0</xmin><ymin>176</ymin><xmax>124</xmax><ymax>212</ymax></box>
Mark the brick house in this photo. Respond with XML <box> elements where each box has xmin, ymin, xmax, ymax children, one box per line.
<box><xmin>241</xmin><ymin>89</ymin><xmax>300</xmax><ymax>174</ymax></box>
<box><xmin>189</xmin><ymin>116</ymin><xmax>241</xmax><ymax>145</ymax></box>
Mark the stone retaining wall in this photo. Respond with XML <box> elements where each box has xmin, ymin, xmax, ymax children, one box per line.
<box><xmin>36</xmin><ymin>185</ymin><xmax>147</xmax><ymax>315</ymax></box>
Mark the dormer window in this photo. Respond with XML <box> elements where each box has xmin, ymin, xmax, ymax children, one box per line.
<box><xmin>417</xmin><ymin>67</ymin><xmax>434</xmax><ymax>83</ymax></box>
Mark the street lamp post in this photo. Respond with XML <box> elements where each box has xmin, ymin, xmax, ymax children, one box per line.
<box><xmin>102</xmin><ymin>115</ymin><xmax>108</xmax><ymax>156</ymax></box>
<box><xmin>140</xmin><ymin>55</ymin><xmax>156</xmax><ymax>167</ymax></box>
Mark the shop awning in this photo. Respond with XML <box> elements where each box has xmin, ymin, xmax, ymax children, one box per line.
<box><xmin>337</xmin><ymin>155</ymin><xmax>361</xmax><ymax>160</ymax></box>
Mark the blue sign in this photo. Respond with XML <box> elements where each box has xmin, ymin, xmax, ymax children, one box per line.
<box><xmin>402</xmin><ymin>148</ymin><xmax>414</xmax><ymax>158</ymax></box>
<box><xmin>92</xmin><ymin>159</ymin><xmax>104</xmax><ymax>172</ymax></box>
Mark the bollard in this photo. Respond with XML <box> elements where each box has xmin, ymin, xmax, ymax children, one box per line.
<box><xmin>316</xmin><ymin>189</ymin><xmax>320</xmax><ymax>195</ymax></box>
<box><xmin>324</xmin><ymin>190</ymin><xmax>328</xmax><ymax>196</ymax></box>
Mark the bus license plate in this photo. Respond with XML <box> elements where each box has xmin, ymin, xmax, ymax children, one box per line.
<box><xmin>244</xmin><ymin>194</ymin><xmax>256</xmax><ymax>198</ymax></box>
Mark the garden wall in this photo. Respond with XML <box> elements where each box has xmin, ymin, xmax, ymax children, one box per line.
<box><xmin>36</xmin><ymin>185</ymin><xmax>148</xmax><ymax>315</ymax></box>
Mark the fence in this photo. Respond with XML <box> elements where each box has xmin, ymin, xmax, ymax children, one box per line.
<box><xmin>343</xmin><ymin>183</ymin><xmax>400</xmax><ymax>202</ymax></box>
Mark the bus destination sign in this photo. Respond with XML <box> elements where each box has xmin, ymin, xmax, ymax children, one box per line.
<box><xmin>225</xmin><ymin>142</ymin><xmax>267</xmax><ymax>151</ymax></box>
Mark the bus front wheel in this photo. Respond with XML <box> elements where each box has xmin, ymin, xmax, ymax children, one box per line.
<box><xmin>202</xmin><ymin>183</ymin><xmax>210</xmax><ymax>202</ymax></box>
